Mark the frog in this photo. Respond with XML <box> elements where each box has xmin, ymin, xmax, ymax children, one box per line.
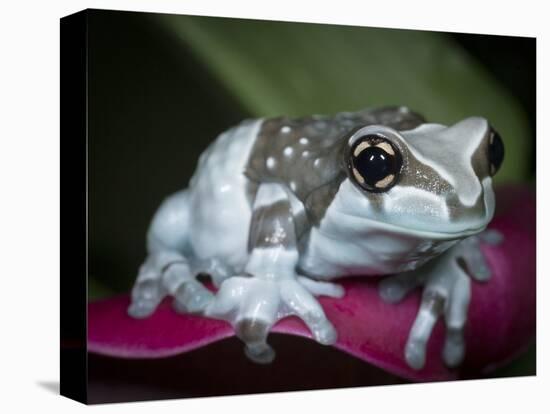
<box><xmin>127</xmin><ymin>106</ymin><xmax>505</xmax><ymax>370</ymax></box>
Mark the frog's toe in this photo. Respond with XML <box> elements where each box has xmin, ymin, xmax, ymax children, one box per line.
<box><xmin>236</xmin><ymin>318</ymin><xmax>275</xmax><ymax>364</ymax></box>
<box><xmin>281</xmin><ymin>279</ymin><xmax>338</xmax><ymax>345</ymax></box>
<box><xmin>159</xmin><ymin>261</ymin><xmax>215</xmax><ymax>314</ymax></box>
<box><xmin>442</xmin><ymin>328</ymin><xmax>465</xmax><ymax>367</ymax></box>
<box><xmin>455</xmin><ymin>233</ymin><xmax>500</xmax><ymax>282</ymax></box>
<box><xmin>378</xmin><ymin>271</ymin><xmax>422</xmax><ymax>303</ymax></box>
<box><xmin>296</xmin><ymin>276</ymin><xmax>345</xmax><ymax>298</ymax></box>
<box><xmin>127</xmin><ymin>279</ymin><xmax>165</xmax><ymax>319</ymax></box>
<box><xmin>456</xmin><ymin>253</ymin><xmax>491</xmax><ymax>282</ymax></box>
<box><xmin>405</xmin><ymin>338</ymin><xmax>427</xmax><ymax>371</ymax></box>
<box><xmin>404</xmin><ymin>290</ymin><xmax>445</xmax><ymax>370</ymax></box>
<box><xmin>480</xmin><ymin>229</ymin><xmax>504</xmax><ymax>245</ymax></box>
<box><xmin>172</xmin><ymin>279</ymin><xmax>214</xmax><ymax>314</ymax></box>
<box><xmin>244</xmin><ymin>342</ymin><xmax>276</xmax><ymax>364</ymax></box>
<box><xmin>442</xmin><ymin>273</ymin><xmax>470</xmax><ymax>367</ymax></box>
<box><xmin>127</xmin><ymin>299</ymin><xmax>158</xmax><ymax>319</ymax></box>
<box><xmin>310</xmin><ymin>318</ymin><xmax>338</xmax><ymax>345</ymax></box>
<box><xmin>229</xmin><ymin>280</ymin><xmax>280</xmax><ymax>364</ymax></box>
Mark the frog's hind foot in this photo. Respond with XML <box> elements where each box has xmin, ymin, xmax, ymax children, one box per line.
<box><xmin>128</xmin><ymin>254</ymin><xmax>214</xmax><ymax>319</ymax></box>
<box><xmin>128</xmin><ymin>189</ymin><xmax>215</xmax><ymax>318</ymax></box>
<box><xmin>167</xmin><ymin>263</ymin><xmax>215</xmax><ymax>314</ymax></box>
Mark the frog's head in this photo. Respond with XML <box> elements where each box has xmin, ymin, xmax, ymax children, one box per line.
<box><xmin>339</xmin><ymin>117</ymin><xmax>504</xmax><ymax>238</ymax></box>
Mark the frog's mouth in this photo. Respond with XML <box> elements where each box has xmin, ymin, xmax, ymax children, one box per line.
<box><xmin>337</xmin><ymin>174</ymin><xmax>495</xmax><ymax>241</ymax></box>
<box><xmin>337</xmin><ymin>198</ymin><xmax>490</xmax><ymax>240</ymax></box>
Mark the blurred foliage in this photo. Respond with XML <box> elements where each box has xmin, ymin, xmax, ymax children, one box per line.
<box><xmin>160</xmin><ymin>15</ymin><xmax>531</xmax><ymax>184</ymax></box>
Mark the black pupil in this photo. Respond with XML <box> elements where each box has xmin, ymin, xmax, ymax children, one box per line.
<box><xmin>489</xmin><ymin>128</ymin><xmax>504</xmax><ymax>174</ymax></box>
<box><xmin>355</xmin><ymin>146</ymin><xmax>396</xmax><ymax>187</ymax></box>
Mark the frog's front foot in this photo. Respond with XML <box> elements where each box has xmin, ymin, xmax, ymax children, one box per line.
<box><xmin>379</xmin><ymin>231</ymin><xmax>501</xmax><ymax>370</ymax></box>
<box><xmin>204</xmin><ymin>275</ymin><xmax>343</xmax><ymax>364</ymax></box>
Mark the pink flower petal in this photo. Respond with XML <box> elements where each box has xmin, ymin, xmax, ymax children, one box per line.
<box><xmin>88</xmin><ymin>185</ymin><xmax>535</xmax><ymax>381</ymax></box>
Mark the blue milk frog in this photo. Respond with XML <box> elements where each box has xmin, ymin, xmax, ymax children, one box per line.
<box><xmin>128</xmin><ymin>107</ymin><xmax>505</xmax><ymax>370</ymax></box>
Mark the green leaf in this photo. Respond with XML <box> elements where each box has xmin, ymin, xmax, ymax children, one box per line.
<box><xmin>160</xmin><ymin>15</ymin><xmax>531</xmax><ymax>183</ymax></box>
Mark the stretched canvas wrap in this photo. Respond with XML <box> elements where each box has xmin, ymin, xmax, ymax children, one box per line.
<box><xmin>60</xmin><ymin>8</ymin><xmax>536</xmax><ymax>404</ymax></box>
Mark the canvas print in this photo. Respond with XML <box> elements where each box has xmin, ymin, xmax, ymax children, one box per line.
<box><xmin>60</xmin><ymin>8</ymin><xmax>536</xmax><ymax>404</ymax></box>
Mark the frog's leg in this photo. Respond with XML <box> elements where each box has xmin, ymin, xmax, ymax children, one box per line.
<box><xmin>378</xmin><ymin>231</ymin><xmax>502</xmax><ymax>370</ymax></box>
<box><xmin>128</xmin><ymin>190</ymin><xmax>214</xmax><ymax>318</ymax></box>
<box><xmin>204</xmin><ymin>182</ymin><xmax>344</xmax><ymax>364</ymax></box>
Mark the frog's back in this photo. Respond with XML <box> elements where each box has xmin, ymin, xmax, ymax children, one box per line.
<box><xmin>244</xmin><ymin>107</ymin><xmax>426</xmax><ymax>223</ymax></box>
<box><xmin>186</xmin><ymin>107</ymin><xmax>425</xmax><ymax>267</ymax></box>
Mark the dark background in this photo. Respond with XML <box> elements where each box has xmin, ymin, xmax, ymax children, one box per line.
<box><xmin>88</xmin><ymin>10</ymin><xmax>535</xmax><ymax>295</ymax></box>
<box><xmin>88</xmin><ymin>11</ymin><xmax>248</xmax><ymax>294</ymax></box>
<box><xmin>86</xmin><ymin>10</ymin><xmax>536</xmax><ymax>403</ymax></box>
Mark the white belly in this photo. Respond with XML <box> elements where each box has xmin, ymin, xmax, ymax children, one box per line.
<box><xmin>187</xmin><ymin>119</ymin><xmax>262</xmax><ymax>271</ymax></box>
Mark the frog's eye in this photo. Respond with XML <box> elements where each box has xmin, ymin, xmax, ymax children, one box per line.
<box><xmin>348</xmin><ymin>135</ymin><xmax>403</xmax><ymax>192</ymax></box>
<box><xmin>488</xmin><ymin>127</ymin><xmax>504</xmax><ymax>176</ymax></box>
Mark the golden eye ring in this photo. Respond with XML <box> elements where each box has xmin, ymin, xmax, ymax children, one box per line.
<box><xmin>348</xmin><ymin>134</ymin><xmax>403</xmax><ymax>192</ymax></box>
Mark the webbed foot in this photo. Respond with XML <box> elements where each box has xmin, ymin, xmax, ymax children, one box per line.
<box><xmin>204</xmin><ymin>275</ymin><xmax>343</xmax><ymax>363</ymax></box>
<box><xmin>128</xmin><ymin>257</ymin><xmax>214</xmax><ymax>319</ymax></box>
